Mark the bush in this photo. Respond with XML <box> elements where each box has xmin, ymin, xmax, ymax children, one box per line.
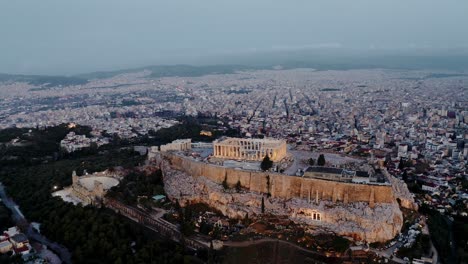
<box><xmin>260</xmin><ymin>155</ymin><xmax>273</xmax><ymax>171</ymax></box>
<box><xmin>331</xmin><ymin>236</ymin><xmax>350</xmax><ymax>252</ymax></box>
<box><xmin>317</xmin><ymin>154</ymin><xmax>326</xmax><ymax>166</ymax></box>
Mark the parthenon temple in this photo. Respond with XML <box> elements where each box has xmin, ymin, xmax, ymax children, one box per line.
<box><xmin>212</xmin><ymin>137</ymin><xmax>287</xmax><ymax>162</ymax></box>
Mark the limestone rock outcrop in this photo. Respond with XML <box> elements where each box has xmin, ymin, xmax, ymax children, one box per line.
<box><xmin>385</xmin><ymin>169</ymin><xmax>419</xmax><ymax>211</ymax></box>
<box><xmin>162</xmin><ymin>158</ymin><xmax>404</xmax><ymax>243</ymax></box>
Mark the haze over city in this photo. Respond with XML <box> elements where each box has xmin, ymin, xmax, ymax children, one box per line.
<box><xmin>0</xmin><ymin>1</ymin><xmax>467</xmax><ymax>264</ymax></box>
<box><xmin>1</xmin><ymin>0</ymin><xmax>468</xmax><ymax>75</ymax></box>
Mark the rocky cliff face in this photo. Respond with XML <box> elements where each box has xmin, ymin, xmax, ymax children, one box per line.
<box><xmin>385</xmin><ymin>169</ymin><xmax>419</xmax><ymax>211</ymax></box>
<box><xmin>161</xmin><ymin>158</ymin><xmax>403</xmax><ymax>243</ymax></box>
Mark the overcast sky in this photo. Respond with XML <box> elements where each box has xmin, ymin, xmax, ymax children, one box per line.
<box><xmin>1</xmin><ymin>0</ymin><xmax>467</xmax><ymax>75</ymax></box>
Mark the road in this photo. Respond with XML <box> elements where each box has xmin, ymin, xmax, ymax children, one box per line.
<box><xmin>0</xmin><ymin>183</ymin><xmax>72</xmax><ymax>264</ymax></box>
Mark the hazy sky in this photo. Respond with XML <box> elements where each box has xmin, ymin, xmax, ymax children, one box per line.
<box><xmin>1</xmin><ymin>0</ymin><xmax>467</xmax><ymax>75</ymax></box>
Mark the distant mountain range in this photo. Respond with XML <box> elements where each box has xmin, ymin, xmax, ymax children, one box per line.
<box><xmin>0</xmin><ymin>73</ymin><xmax>88</xmax><ymax>87</ymax></box>
<box><xmin>1</xmin><ymin>52</ymin><xmax>468</xmax><ymax>87</ymax></box>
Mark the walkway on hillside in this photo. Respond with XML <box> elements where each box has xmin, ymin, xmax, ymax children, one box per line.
<box><xmin>105</xmin><ymin>198</ymin><xmax>209</xmax><ymax>250</ymax></box>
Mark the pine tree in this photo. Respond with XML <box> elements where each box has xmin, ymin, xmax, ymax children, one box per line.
<box><xmin>402</xmin><ymin>171</ymin><xmax>408</xmax><ymax>182</ymax></box>
<box><xmin>261</xmin><ymin>155</ymin><xmax>273</xmax><ymax>171</ymax></box>
<box><xmin>317</xmin><ymin>154</ymin><xmax>326</xmax><ymax>166</ymax></box>
<box><xmin>398</xmin><ymin>158</ymin><xmax>405</xmax><ymax>170</ymax></box>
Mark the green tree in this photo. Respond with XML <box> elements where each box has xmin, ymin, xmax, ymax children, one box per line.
<box><xmin>0</xmin><ymin>124</ymin><xmax>204</xmax><ymax>264</ymax></box>
<box><xmin>260</xmin><ymin>155</ymin><xmax>273</xmax><ymax>171</ymax></box>
<box><xmin>211</xmin><ymin>226</ymin><xmax>222</xmax><ymax>240</ymax></box>
<box><xmin>450</xmin><ymin>132</ymin><xmax>456</xmax><ymax>141</ymax></box>
<box><xmin>331</xmin><ymin>236</ymin><xmax>350</xmax><ymax>253</ymax></box>
<box><xmin>405</xmin><ymin>159</ymin><xmax>413</xmax><ymax>168</ymax></box>
<box><xmin>317</xmin><ymin>154</ymin><xmax>326</xmax><ymax>166</ymax></box>
<box><xmin>398</xmin><ymin>158</ymin><xmax>405</xmax><ymax>170</ymax></box>
<box><xmin>414</xmin><ymin>161</ymin><xmax>429</xmax><ymax>174</ymax></box>
<box><xmin>402</xmin><ymin>171</ymin><xmax>408</xmax><ymax>182</ymax></box>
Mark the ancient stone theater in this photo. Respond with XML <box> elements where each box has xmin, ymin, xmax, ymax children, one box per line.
<box><xmin>70</xmin><ymin>170</ymin><xmax>121</xmax><ymax>205</ymax></box>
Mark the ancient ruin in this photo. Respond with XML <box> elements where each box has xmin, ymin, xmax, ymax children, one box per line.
<box><xmin>149</xmin><ymin>139</ymin><xmax>416</xmax><ymax>243</ymax></box>
<box><xmin>54</xmin><ymin>170</ymin><xmax>121</xmax><ymax>206</ymax></box>
<box><xmin>213</xmin><ymin>137</ymin><xmax>287</xmax><ymax>162</ymax></box>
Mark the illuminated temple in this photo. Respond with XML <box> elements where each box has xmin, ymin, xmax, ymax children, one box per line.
<box><xmin>212</xmin><ymin>137</ymin><xmax>287</xmax><ymax>162</ymax></box>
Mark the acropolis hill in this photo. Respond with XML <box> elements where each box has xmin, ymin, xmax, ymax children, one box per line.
<box><xmin>149</xmin><ymin>138</ymin><xmax>417</xmax><ymax>243</ymax></box>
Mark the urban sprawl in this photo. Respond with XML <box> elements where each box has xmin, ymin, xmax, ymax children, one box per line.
<box><xmin>0</xmin><ymin>68</ymin><xmax>467</xmax><ymax>263</ymax></box>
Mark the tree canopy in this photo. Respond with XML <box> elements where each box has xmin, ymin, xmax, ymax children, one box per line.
<box><xmin>260</xmin><ymin>155</ymin><xmax>273</xmax><ymax>171</ymax></box>
<box><xmin>317</xmin><ymin>154</ymin><xmax>326</xmax><ymax>166</ymax></box>
<box><xmin>0</xmin><ymin>125</ymin><xmax>204</xmax><ymax>264</ymax></box>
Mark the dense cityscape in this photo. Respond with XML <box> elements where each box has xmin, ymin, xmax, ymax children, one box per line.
<box><xmin>0</xmin><ymin>66</ymin><xmax>466</xmax><ymax>263</ymax></box>
<box><xmin>1</xmin><ymin>1</ymin><xmax>468</xmax><ymax>264</ymax></box>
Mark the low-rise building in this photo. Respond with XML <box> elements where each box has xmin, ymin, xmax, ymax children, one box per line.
<box><xmin>0</xmin><ymin>240</ymin><xmax>12</xmax><ymax>254</ymax></box>
<box><xmin>160</xmin><ymin>139</ymin><xmax>192</xmax><ymax>152</ymax></box>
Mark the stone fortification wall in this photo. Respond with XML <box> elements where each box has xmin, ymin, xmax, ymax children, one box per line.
<box><xmin>159</xmin><ymin>153</ymin><xmax>395</xmax><ymax>205</ymax></box>
<box><xmin>161</xmin><ymin>154</ymin><xmax>403</xmax><ymax>243</ymax></box>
